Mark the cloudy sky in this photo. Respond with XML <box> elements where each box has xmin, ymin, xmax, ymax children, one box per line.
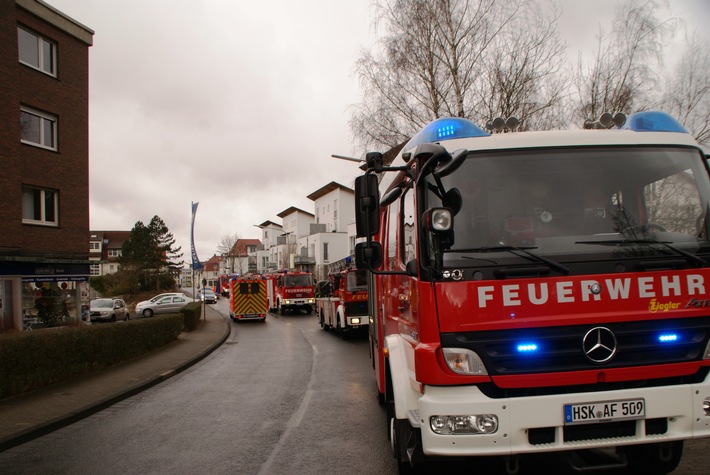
<box><xmin>46</xmin><ymin>0</ymin><xmax>710</xmax><ymax>266</ymax></box>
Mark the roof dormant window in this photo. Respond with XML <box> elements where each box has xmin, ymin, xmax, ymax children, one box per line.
<box><xmin>21</xmin><ymin>106</ymin><xmax>57</xmax><ymax>150</ymax></box>
<box><xmin>22</xmin><ymin>186</ymin><xmax>58</xmax><ymax>226</ymax></box>
<box><xmin>18</xmin><ymin>26</ymin><xmax>56</xmax><ymax>76</ymax></box>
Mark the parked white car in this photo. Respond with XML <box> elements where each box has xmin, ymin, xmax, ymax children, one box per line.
<box><xmin>135</xmin><ymin>294</ymin><xmax>190</xmax><ymax>318</ymax></box>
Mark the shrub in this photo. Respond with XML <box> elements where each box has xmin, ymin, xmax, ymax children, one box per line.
<box><xmin>181</xmin><ymin>302</ymin><xmax>202</xmax><ymax>331</ymax></box>
<box><xmin>0</xmin><ymin>313</ymin><xmax>184</xmax><ymax>400</ymax></box>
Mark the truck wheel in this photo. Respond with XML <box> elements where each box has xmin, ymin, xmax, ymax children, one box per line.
<box><xmin>391</xmin><ymin>418</ymin><xmax>423</xmax><ymax>475</ymax></box>
<box><xmin>621</xmin><ymin>441</ymin><xmax>683</xmax><ymax>475</ymax></box>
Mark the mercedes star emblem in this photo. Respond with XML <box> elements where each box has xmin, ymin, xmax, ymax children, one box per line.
<box><xmin>582</xmin><ymin>326</ymin><xmax>617</xmax><ymax>363</ymax></box>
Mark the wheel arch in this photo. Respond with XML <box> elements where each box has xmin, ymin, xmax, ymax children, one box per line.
<box><xmin>385</xmin><ymin>334</ymin><xmax>421</xmax><ymax>420</ymax></box>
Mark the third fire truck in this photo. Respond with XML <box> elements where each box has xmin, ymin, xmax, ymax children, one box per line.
<box><xmin>355</xmin><ymin>111</ymin><xmax>710</xmax><ymax>474</ymax></box>
<box><xmin>315</xmin><ymin>265</ymin><xmax>368</xmax><ymax>337</ymax></box>
<box><xmin>265</xmin><ymin>270</ymin><xmax>315</xmax><ymax>315</ymax></box>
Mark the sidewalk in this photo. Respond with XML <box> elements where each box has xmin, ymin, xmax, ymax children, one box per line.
<box><xmin>0</xmin><ymin>305</ymin><xmax>230</xmax><ymax>452</ymax></box>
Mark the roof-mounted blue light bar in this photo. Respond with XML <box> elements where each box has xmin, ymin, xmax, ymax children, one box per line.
<box><xmin>622</xmin><ymin>111</ymin><xmax>688</xmax><ymax>133</ymax></box>
<box><xmin>404</xmin><ymin>117</ymin><xmax>489</xmax><ymax>152</ymax></box>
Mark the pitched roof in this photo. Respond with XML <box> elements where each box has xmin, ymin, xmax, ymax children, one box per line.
<box><xmin>277</xmin><ymin>206</ymin><xmax>315</xmax><ymax>218</ymax></box>
<box><xmin>306</xmin><ymin>181</ymin><xmax>354</xmax><ymax>201</ymax></box>
<box><xmin>230</xmin><ymin>239</ymin><xmax>262</xmax><ymax>256</ymax></box>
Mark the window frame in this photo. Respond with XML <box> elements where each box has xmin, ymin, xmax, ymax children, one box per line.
<box><xmin>22</xmin><ymin>186</ymin><xmax>59</xmax><ymax>226</ymax></box>
<box><xmin>20</xmin><ymin>106</ymin><xmax>58</xmax><ymax>151</ymax></box>
<box><xmin>17</xmin><ymin>26</ymin><xmax>57</xmax><ymax>77</ymax></box>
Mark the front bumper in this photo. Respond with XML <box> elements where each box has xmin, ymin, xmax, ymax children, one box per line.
<box><xmin>415</xmin><ymin>380</ymin><xmax>710</xmax><ymax>456</ymax></box>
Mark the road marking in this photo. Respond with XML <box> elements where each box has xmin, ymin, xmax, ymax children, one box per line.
<box><xmin>258</xmin><ymin>329</ymin><xmax>317</xmax><ymax>475</ymax></box>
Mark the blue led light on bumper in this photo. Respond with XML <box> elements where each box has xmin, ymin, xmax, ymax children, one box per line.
<box><xmin>658</xmin><ymin>333</ymin><xmax>679</xmax><ymax>343</ymax></box>
<box><xmin>404</xmin><ymin>117</ymin><xmax>489</xmax><ymax>152</ymax></box>
<box><xmin>516</xmin><ymin>343</ymin><xmax>539</xmax><ymax>353</ymax></box>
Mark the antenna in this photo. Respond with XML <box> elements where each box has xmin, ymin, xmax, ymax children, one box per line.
<box><xmin>331</xmin><ymin>154</ymin><xmax>365</xmax><ymax>163</ymax></box>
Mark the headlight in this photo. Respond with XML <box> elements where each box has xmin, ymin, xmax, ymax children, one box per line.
<box><xmin>442</xmin><ymin>348</ymin><xmax>488</xmax><ymax>375</ymax></box>
<box><xmin>351</xmin><ymin>317</ymin><xmax>361</xmax><ymax>324</ymax></box>
<box><xmin>430</xmin><ymin>414</ymin><xmax>498</xmax><ymax>434</ymax></box>
<box><xmin>284</xmin><ymin>299</ymin><xmax>291</xmax><ymax>304</ymax></box>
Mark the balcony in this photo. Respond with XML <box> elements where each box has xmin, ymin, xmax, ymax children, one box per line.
<box><xmin>294</xmin><ymin>255</ymin><xmax>315</xmax><ymax>265</ymax></box>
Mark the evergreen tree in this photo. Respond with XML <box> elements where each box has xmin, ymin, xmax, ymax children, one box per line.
<box><xmin>119</xmin><ymin>216</ymin><xmax>184</xmax><ymax>292</ymax></box>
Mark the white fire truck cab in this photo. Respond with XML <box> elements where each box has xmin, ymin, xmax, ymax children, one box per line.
<box><xmin>355</xmin><ymin>111</ymin><xmax>710</xmax><ymax>474</ymax></box>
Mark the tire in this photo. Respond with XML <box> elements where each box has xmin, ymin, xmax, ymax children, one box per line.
<box><xmin>390</xmin><ymin>418</ymin><xmax>422</xmax><ymax>475</ymax></box>
<box><xmin>142</xmin><ymin>308</ymin><xmax>154</xmax><ymax>318</ymax></box>
<box><xmin>621</xmin><ymin>441</ymin><xmax>683</xmax><ymax>475</ymax></box>
<box><xmin>111</xmin><ymin>314</ymin><xmax>116</xmax><ymax>322</ymax></box>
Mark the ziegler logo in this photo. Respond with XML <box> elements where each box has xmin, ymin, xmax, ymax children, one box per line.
<box><xmin>648</xmin><ymin>299</ymin><xmax>681</xmax><ymax>313</ymax></box>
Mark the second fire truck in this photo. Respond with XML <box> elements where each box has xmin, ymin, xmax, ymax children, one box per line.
<box><xmin>315</xmin><ymin>265</ymin><xmax>368</xmax><ymax>337</ymax></box>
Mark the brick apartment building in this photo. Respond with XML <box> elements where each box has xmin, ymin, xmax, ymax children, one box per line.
<box><xmin>0</xmin><ymin>0</ymin><xmax>93</xmax><ymax>331</ymax></box>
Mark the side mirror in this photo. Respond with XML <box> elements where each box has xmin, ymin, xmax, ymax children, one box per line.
<box><xmin>355</xmin><ymin>173</ymin><xmax>380</xmax><ymax>237</ymax></box>
<box><xmin>355</xmin><ymin>242</ymin><xmax>382</xmax><ymax>269</ymax></box>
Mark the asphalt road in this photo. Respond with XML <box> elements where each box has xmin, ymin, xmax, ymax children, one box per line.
<box><xmin>0</xmin><ymin>298</ymin><xmax>708</xmax><ymax>474</ymax></box>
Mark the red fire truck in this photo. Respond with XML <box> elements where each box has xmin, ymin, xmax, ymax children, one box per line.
<box><xmin>265</xmin><ymin>270</ymin><xmax>315</xmax><ymax>315</ymax></box>
<box><xmin>354</xmin><ymin>111</ymin><xmax>710</xmax><ymax>473</ymax></box>
<box><xmin>219</xmin><ymin>273</ymin><xmax>238</xmax><ymax>298</ymax></box>
<box><xmin>228</xmin><ymin>275</ymin><xmax>267</xmax><ymax>322</ymax></box>
<box><xmin>315</xmin><ymin>265</ymin><xmax>368</xmax><ymax>337</ymax></box>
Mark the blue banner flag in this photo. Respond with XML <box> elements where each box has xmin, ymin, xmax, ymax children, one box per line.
<box><xmin>191</xmin><ymin>201</ymin><xmax>203</xmax><ymax>270</ymax></box>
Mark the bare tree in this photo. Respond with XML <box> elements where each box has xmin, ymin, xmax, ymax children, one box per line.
<box><xmin>659</xmin><ymin>35</ymin><xmax>710</xmax><ymax>145</ymax></box>
<box><xmin>350</xmin><ymin>0</ymin><xmax>521</xmax><ymax>150</ymax></box>
<box><xmin>350</xmin><ymin>0</ymin><xmax>570</xmax><ymax>149</ymax></box>
<box><xmin>216</xmin><ymin>232</ymin><xmax>240</xmax><ymax>274</ymax></box>
<box><xmin>478</xmin><ymin>1</ymin><xmax>569</xmax><ymax>131</ymax></box>
<box><xmin>572</xmin><ymin>0</ymin><xmax>677</xmax><ymax>124</ymax></box>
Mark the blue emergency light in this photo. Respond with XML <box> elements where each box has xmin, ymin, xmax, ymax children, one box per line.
<box><xmin>516</xmin><ymin>342</ymin><xmax>539</xmax><ymax>353</ymax></box>
<box><xmin>658</xmin><ymin>333</ymin><xmax>679</xmax><ymax>343</ymax></box>
<box><xmin>622</xmin><ymin>111</ymin><xmax>688</xmax><ymax>133</ymax></box>
<box><xmin>404</xmin><ymin>117</ymin><xmax>489</xmax><ymax>151</ymax></box>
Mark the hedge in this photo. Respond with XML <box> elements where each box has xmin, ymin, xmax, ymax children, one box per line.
<box><xmin>0</xmin><ymin>312</ymin><xmax>190</xmax><ymax>400</ymax></box>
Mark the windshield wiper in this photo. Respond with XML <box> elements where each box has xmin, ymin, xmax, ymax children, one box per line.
<box><xmin>575</xmin><ymin>239</ymin><xmax>706</xmax><ymax>267</ymax></box>
<box><xmin>459</xmin><ymin>246</ymin><xmax>570</xmax><ymax>275</ymax></box>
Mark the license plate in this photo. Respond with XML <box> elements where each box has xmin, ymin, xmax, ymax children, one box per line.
<box><xmin>563</xmin><ymin>398</ymin><xmax>645</xmax><ymax>425</ymax></box>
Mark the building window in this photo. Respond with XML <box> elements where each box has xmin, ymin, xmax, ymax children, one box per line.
<box><xmin>108</xmin><ymin>249</ymin><xmax>122</xmax><ymax>258</ymax></box>
<box><xmin>18</xmin><ymin>27</ymin><xmax>56</xmax><ymax>76</ymax></box>
<box><xmin>90</xmin><ymin>264</ymin><xmax>100</xmax><ymax>276</ymax></box>
<box><xmin>21</xmin><ymin>107</ymin><xmax>57</xmax><ymax>150</ymax></box>
<box><xmin>323</xmin><ymin>242</ymin><xmax>329</xmax><ymax>261</ymax></box>
<box><xmin>90</xmin><ymin>242</ymin><xmax>101</xmax><ymax>252</ymax></box>
<box><xmin>22</xmin><ymin>186</ymin><xmax>58</xmax><ymax>226</ymax></box>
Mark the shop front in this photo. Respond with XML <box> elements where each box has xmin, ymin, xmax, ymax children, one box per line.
<box><xmin>0</xmin><ymin>261</ymin><xmax>90</xmax><ymax>332</ymax></box>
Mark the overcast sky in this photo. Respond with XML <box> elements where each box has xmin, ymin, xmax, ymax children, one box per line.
<box><xmin>46</xmin><ymin>0</ymin><xmax>710</xmax><ymax>266</ymax></box>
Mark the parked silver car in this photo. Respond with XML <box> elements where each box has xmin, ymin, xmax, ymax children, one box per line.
<box><xmin>89</xmin><ymin>298</ymin><xmax>129</xmax><ymax>322</ymax></box>
<box><xmin>196</xmin><ymin>289</ymin><xmax>217</xmax><ymax>304</ymax></box>
<box><xmin>135</xmin><ymin>294</ymin><xmax>190</xmax><ymax>318</ymax></box>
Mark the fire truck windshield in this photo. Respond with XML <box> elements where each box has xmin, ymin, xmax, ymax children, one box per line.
<box><xmin>427</xmin><ymin>146</ymin><xmax>710</xmax><ymax>268</ymax></box>
<box><xmin>346</xmin><ymin>269</ymin><xmax>368</xmax><ymax>292</ymax></box>
<box><xmin>283</xmin><ymin>274</ymin><xmax>312</xmax><ymax>287</ymax></box>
